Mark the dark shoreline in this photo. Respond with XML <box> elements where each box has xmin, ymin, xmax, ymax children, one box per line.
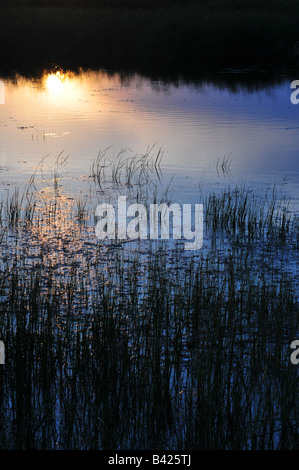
<box><xmin>1</xmin><ymin>2</ymin><xmax>299</xmax><ymax>78</ymax></box>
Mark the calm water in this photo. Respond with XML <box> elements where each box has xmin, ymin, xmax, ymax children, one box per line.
<box><xmin>0</xmin><ymin>69</ymin><xmax>299</xmax><ymax>206</ymax></box>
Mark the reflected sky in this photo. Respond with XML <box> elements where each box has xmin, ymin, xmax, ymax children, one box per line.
<box><xmin>0</xmin><ymin>69</ymin><xmax>299</xmax><ymax>204</ymax></box>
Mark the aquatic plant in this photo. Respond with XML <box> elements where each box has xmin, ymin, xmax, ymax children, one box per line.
<box><xmin>0</xmin><ymin>155</ymin><xmax>298</xmax><ymax>450</ymax></box>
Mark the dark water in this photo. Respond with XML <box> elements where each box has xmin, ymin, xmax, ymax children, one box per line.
<box><xmin>0</xmin><ymin>69</ymin><xmax>298</xmax><ymax>450</ymax></box>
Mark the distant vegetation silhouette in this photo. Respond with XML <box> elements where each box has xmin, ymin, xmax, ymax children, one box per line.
<box><xmin>0</xmin><ymin>0</ymin><xmax>299</xmax><ymax>75</ymax></box>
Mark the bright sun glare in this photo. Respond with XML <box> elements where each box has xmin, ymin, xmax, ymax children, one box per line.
<box><xmin>45</xmin><ymin>71</ymin><xmax>66</xmax><ymax>94</ymax></box>
<box><xmin>41</xmin><ymin>69</ymin><xmax>88</xmax><ymax>108</ymax></box>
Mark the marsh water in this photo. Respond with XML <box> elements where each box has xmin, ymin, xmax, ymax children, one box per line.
<box><xmin>1</xmin><ymin>70</ymin><xmax>299</xmax><ymax>204</ymax></box>
<box><xmin>0</xmin><ymin>69</ymin><xmax>298</xmax><ymax>450</ymax></box>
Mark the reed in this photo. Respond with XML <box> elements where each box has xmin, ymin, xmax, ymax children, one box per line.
<box><xmin>0</xmin><ymin>156</ymin><xmax>298</xmax><ymax>450</ymax></box>
<box><xmin>91</xmin><ymin>146</ymin><xmax>162</xmax><ymax>189</ymax></box>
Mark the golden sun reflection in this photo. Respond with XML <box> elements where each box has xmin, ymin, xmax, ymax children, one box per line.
<box><xmin>40</xmin><ymin>69</ymin><xmax>90</xmax><ymax>107</ymax></box>
<box><xmin>45</xmin><ymin>71</ymin><xmax>67</xmax><ymax>95</ymax></box>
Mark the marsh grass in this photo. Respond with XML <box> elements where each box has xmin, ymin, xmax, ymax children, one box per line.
<box><xmin>91</xmin><ymin>146</ymin><xmax>163</xmax><ymax>190</ymax></box>
<box><xmin>0</xmin><ymin>153</ymin><xmax>298</xmax><ymax>449</ymax></box>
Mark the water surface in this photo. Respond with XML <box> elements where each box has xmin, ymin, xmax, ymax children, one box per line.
<box><xmin>0</xmin><ymin>70</ymin><xmax>298</xmax><ymax>208</ymax></box>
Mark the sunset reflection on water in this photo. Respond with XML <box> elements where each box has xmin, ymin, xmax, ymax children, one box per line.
<box><xmin>0</xmin><ymin>68</ymin><xmax>299</xmax><ymax>206</ymax></box>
